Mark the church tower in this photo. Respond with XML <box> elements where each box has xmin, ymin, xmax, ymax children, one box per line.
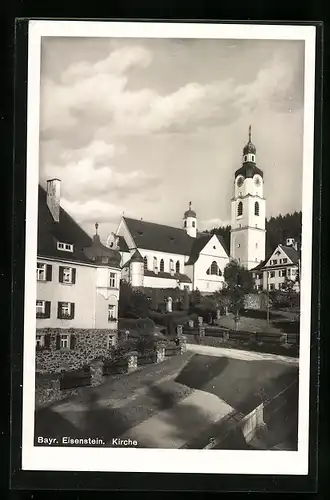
<box><xmin>230</xmin><ymin>126</ymin><xmax>266</xmax><ymax>269</ymax></box>
<box><xmin>183</xmin><ymin>202</ymin><xmax>197</xmax><ymax>238</ymax></box>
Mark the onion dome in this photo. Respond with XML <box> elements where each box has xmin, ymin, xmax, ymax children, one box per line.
<box><xmin>243</xmin><ymin>125</ymin><xmax>256</xmax><ymax>155</ymax></box>
<box><xmin>83</xmin><ymin>223</ymin><xmax>121</xmax><ymax>268</ymax></box>
<box><xmin>184</xmin><ymin>201</ymin><xmax>196</xmax><ymax>218</ymax></box>
<box><xmin>130</xmin><ymin>249</ymin><xmax>144</xmax><ymax>263</ymax></box>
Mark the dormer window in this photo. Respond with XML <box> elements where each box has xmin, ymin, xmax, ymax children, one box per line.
<box><xmin>57</xmin><ymin>242</ymin><xmax>74</xmax><ymax>252</ymax></box>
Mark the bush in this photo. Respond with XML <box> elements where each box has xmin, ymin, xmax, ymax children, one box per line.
<box><xmin>148</xmin><ymin>310</ymin><xmax>192</xmax><ymax>326</ymax></box>
<box><xmin>118</xmin><ymin>317</ymin><xmax>155</xmax><ymax>335</ymax></box>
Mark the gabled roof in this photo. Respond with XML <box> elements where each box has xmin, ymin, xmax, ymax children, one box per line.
<box><xmin>280</xmin><ymin>245</ymin><xmax>300</xmax><ymax>264</ymax></box>
<box><xmin>185</xmin><ymin>233</ymin><xmax>229</xmax><ymax>266</ymax></box>
<box><xmin>38</xmin><ymin>185</ymin><xmax>93</xmax><ymax>263</ymax></box>
<box><xmin>123</xmin><ymin>217</ymin><xmax>195</xmax><ymax>255</ymax></box>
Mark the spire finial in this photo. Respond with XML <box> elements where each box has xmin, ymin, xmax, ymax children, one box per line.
<box><xmin>95</xmin><ymin>222</ymin><xmax>99</xmax><ymax>235</ymax></box>
<box><xmin>249</xmin><ymin>125</ymin><xmax>252</xmax><ymax>142</ymax></box>
<box><xmin>189</xmin><ymin>201</ymin><xmax>192</xmax><ymax>210</ymax></box>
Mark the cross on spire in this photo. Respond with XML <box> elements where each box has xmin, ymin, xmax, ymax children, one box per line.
<box><xmin>95</xmin><ymin>222</ymin><xmax>99</xmax><ymax>234</ymax></box>
<box><xmin>189</xmin><ymin>201</ymin><xmax>192</xmax><ymax>210</ymax></box>
<box><xmin>249</xmin><ymin>125</ymin><xmax>252</xmax><ymax>142</ymax></box>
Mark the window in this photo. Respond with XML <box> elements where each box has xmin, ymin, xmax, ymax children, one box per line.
<box><xmin>36</xmin><ymin>335</ymin><xmax>44</xmax><ymax>347</ymax></box>
<box><xmin>153</xmin><ymin>257</ymin><xmax>158</xmax><ymax>271</ymax></box>
<box><xmin>109</xmin><ymin>272</ymin><xmax>116</xmax><ymax>288</ymax></box>
<box><xmin>280</xmin><ymin>270</ymin><xmax>286</xmax><ymax>277</ymax></box>
<box><xmin>57</xmin><ymin>302</ymin><xmax>75</xmax><ymax>319</ymax></box>
<box><xmin>268</xmin><ymin>271</ymin><xmax>275</xmax><ymax>278</ymax></box>
<box><xmin>107</xmin><ymin>334</ymin><xmax>116</xmax><ymax>348</ymax></box>
<box><xmin>36</xmin><ymin>300</ymin><xmax>51</xmax><ymax>319</ymax></box>
<box><xmin>143</xmin><ymin>256</ymin><xmax>148</xmax><ymax>271</ymax></box>
<box><xmin>57</xmin><ymin>242</ymin><xmax>74</xmax><ymax>252</ymax></box>
<box><xmin>237</xmin><ymin>243</ymin><xmax>241</xmax><ymax>248</ymax></box>
<box><xmin>184</xmin><ymin>221</ymin><xmax>187</xmax><ymax>228</ymax></box>
<box><xmin>252</xmin><ymin>155</ymin><xmax>255</xmax><ymax>162</ymax></box>
<box><xmin>192</xmin><ymin>221</ymin><xmax>196</xmax><ymax>228</ymax></box>
<box><xmin>36</xmin><ymin>263</ymin><xmax>46</xmax><ymax>281</ymax></box>
<box><xmin>108</xmin><ymin>304</ymin><xmax>116</xmax><ymax>321</ymax></box>
<box><xmin>59</xmin><ymin>266</ymin><xmax>76</xmax><ymax>284</ymax></box>
<box><xmin>283</xmin><ymin>258</ymin><xmax>288</xmax><ymax>263</ymax></box>
<box><xmin>271</xmin><ymin>259</ymin><xmax>278</xmax><ymax>265</ymax></box>
<box><xmin>176</xmin><ymin>260</ymin><xmax>180</xmax><ymax>274</ymax></box>
<box><xmin>160</xmin><ymin>259</ymin><xmax>165</xmax><ymax>272</ymax></box>
<box><xmin>254</xmin><ymin>201</ymin><xmax>260</xmax><ymax>216</ymax></box>
<box><xmin>36</xmin><ymin>300</ymin><xmax>45</xmax><ymax>315</ymax></box>
<box><xmin>170</xmin><ymin>259</ymin><xmax>174</xmax><ymax>272</ymax></box>
<box><xmin>36</xmin><ymin>262</ymin><xmax>52</xmax><ymax>281</ymax></box>
<box><xmin>60</xmin><ymin>335</ymin><xmax>69</xmax><ymax>348</ymax></box>
<box><xmin>269</xmin><ymin>284</ymin><xmax>275</xmax><ymax>291</ymax></box>
<box><xmin>208</xmin><ymin>261</ymin><xmax>222</xmax><ymax>277</ymax></box>
<box><xmin>244</xmin><ymin>155</ymin><xmax>247</xmax><ymax>162</ymax></box>
<box><xmin>237</xmin><ymin>201</ymin><xmax>243</xmax><ymax>217</ymax></box>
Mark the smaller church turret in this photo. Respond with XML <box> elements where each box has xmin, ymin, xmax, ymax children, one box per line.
<box><xmin>183</xmin><ymin>201</ymin><xmax>197</xmax><ymax>238</ymax></box>
<box><xmin>129</xmin><ymin>249</ymin><xmax>145</xmax><ymax>287</ymax></box>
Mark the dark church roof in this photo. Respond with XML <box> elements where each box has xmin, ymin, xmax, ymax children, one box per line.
<box><xmin>123</xmin><ymin>217</ymin><xmax>195</xmax><ymax>255</ymax></box>
<box><xmin>144</xmin><ymin>270</ymin><xmax>192</xmax><ymax>283</ymax></box>
<box><xmin>279</xmin><ymin>245</ymin><xmax>300</xmax><ymax>264</ymax></box>
<box><xmin>235</xmin><ymin>162</ymin><xmax>264</xmax><ymax>179</ymax></box>
<box><xmin>38</xmin><ymin>185</ymin><xmax>93</xmax><ymax>263</ymax></box>
<box><xmin>185</xmin><ymin>233</ymin><xmax>229</xmax><ymax>265</ymax></box>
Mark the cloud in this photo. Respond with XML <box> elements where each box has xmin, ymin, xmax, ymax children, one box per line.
<box><xmin>40</xmin><ymin>44</ymin><xmax>302</xmax><ymax>142</ymax></box>
<box><xmin>61</xmin><ymin>197</ymin><xmax>123</xmax><ymax>224</ymax></box>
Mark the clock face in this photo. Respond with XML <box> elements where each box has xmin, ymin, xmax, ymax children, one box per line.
<box><xmin>237</xmin><ymin>176</ymin><xmax>244</xmax><ymax>187</ymax></box>
<box><xmin>254</xmin><ymin>176</ymin><xmax>261</xmax><ymax>187</ymax></box>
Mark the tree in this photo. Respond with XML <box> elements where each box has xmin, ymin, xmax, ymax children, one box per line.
<box><xmin>222</xmin><ymin>261</ymin><xmax>254</xmax><ymax>329</ymax></box>
<box><xmin>118</xmin><ymin>280</ymin><xmax>150</xmax><ymax>318</ymax></box>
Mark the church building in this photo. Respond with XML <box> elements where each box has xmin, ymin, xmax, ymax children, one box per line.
<box><xmin>110</xmin><ymin>126</ymin><xmax>267</xmax><ymax>293</ymax></box>
<box><xmin>112</xmin><ymin>204</ymin><xmax>230</xmax><ymax>293</ymax></box>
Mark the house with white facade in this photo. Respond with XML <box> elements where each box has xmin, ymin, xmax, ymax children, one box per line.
<box><xmin>36</xmin><ymin>179</ymin><xmax>122</xmax><ymax>348</ymax></box>
<box><xmin>251</xmin><ymin>239</ymin><xmax>300</xmax><ymax>292</ymax></box>
<box><xmin>112</xmin><ymin>203</ymin><xmax>230</xmax><ymax>294</ymax></box>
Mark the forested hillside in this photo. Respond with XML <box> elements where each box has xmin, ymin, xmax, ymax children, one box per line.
<box><xmin>205</xmin><ymin>211</ymin><xmax>302</xmax><ymax>257</ymax></box>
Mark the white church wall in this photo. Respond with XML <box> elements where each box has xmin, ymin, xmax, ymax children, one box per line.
<box><xmin>140</xmin><ymin>248</ymin><xmax>188</xmax><ymax>275</ymax></box>
<box><xmin>116</xmin><ymin>218</ymin><xmax>135</xmax><ymax>249</ymax></box>
<box><xmin>193</xmin><ymin>237</ymin><xmax>229</xmax><ymax>293</ymax></box>
<box><xmin>143</xmin><ymin>275</ymin><xmax>181</xmax><ymax>289</ymax></box>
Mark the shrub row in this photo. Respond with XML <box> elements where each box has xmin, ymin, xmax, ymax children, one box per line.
<box><xmin>118</xmin><ymin>317</ymin><xmax>155</xmax><ymax>335</ymax></box>
<box><xmin>149</xmin><ymin>310</ymin><xmax>198</xmax><ymax>326</ymax></box>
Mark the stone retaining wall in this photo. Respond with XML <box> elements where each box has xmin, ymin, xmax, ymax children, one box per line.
<box><xmin>36</xmin><ymin>328</ymin><xmax>116</xmax><ymax>374</ymax></box>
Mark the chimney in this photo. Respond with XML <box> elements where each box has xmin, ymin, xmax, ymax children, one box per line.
<box><xmin>46</xmin><ymin>178</ymin><xmax>61</xmax><ymax>222</ymax></box>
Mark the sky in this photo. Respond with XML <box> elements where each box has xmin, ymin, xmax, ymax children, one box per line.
<box><xmin>39</xmin><ymin>36</ymin><xmax>305</xmax><ymax>241</ymax></box>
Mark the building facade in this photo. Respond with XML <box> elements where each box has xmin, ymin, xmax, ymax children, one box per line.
<box><xmin>230</xmin><ymin>126</ymin><xmax>266</xmax><ymax>270</ymax></box>
<box><xmin>36</xmin><ymin>179</ymin><xmax>121</xmax><ymax>347</ymax></box>
<box><xmin>113</xmin><ymin>204</ymin><xmax>229</xmax><ymax>293</ymax></box>
<box><xmin>252</xmin><ymin>240</ymin><xmax>300</xmax><ymax>292</ymax></box>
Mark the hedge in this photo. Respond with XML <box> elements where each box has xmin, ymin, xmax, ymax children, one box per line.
<box><xmin>149</xmin><ymin>311</ymin><xmax>198</xmax><ymax>326</ymax></box>
<box><xmin>118</xmin><ymin>317</ymin><xmax>155</xmax><ymax>335</ymax></box>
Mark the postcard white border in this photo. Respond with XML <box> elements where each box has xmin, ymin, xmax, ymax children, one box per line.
<box><xmin>22</xmin><ymin>20</ymin><xmax>316</xmax><ymax>475</ymax></box>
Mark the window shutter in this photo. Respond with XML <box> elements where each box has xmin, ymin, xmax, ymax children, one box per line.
<box><xmin>55</xmin><ymin>334</ymin><xmax>61</xmax><ymax>350</ymax></box>
<box><xmin>45</xmin><ymin>301</ymin><xmax>51</xmax><ymax>318</ymax></box>
<box><xmin>46</xmin><ymin>264</ymin><xmax>52</xmax><ymax>281</ymax></box>
<box><xmin>44</xmin><ymin>334</ymin><xmax>51</xmax><ymax>349</ymax></box>
<box><xmin>70</xmin><ymin>303</ymin><xmax>75</xmax><ymax>319</ymax></box>
<box><xmin>70</xmin><ymin>334</ymin><xmax>76</xmax><ymax>349</ymax></box>
<box><xmin>57</xmin><ymin>302</ymin><xmax>62</xmax><ymax>319</ymax></box>
<box><xmin>72</xmin><ymin>268</ymin><xmax>76</xmax><ymax>284</ymax></box>
<box><xmin>59</xmin><ymin>266</ymin><xmax>64</xmax><ymax>283</ymax></box>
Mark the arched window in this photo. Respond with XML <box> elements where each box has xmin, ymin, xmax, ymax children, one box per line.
<box><xmin>192</xmin><ymin>221</ymin><xmax>195</xmax><ymax>228</ymax></box>
<box><xmin>237</xmin><ymin>201</ymin><xmax>243</xmax><ymax>217</ymax></box>
<box><xmin>254</xmin><ymin>201</ymin><xmax>259</xmax><ymax>216</ymax></box>
<box><xmin>160</xmin><ymin>259</ymin><xmax>164</xmax><ymax>272</ymax></box>
<box><xmin>143</xmin><ymin>256</ymin><xmax>148</xmax><ymax>271</ymax></box>
<box><xmin>252</xmin><ymin>155</ymin><xmax>255</xmax><ymax>162</ymax></box>
<box><xmin>153</xmin><ymin>256</ymin><xmax>157</xmax><ymax>270</ymax></box>
<box><xmin>211</xmin><ymin>261</ymin><xmax>218</xmax><ymax>275</ymax></box>
<box><xmin>184</xmin><ymin>220</ymin><xmax>187</xmax><ymax>228</ymax></box>
<box><xmin>207</xmin><ymin>261</ymin><xmax>222</xmax><ymax>276</ymax></box>
<box><xmin>176</xmin><ymin>260</ymin><xmax>180</xmax><ymax>274</ymax></box>
<box><xmin>170</xmin><ymin>259</ymin><xmax>174</xmax><ymax>272</ymax></box>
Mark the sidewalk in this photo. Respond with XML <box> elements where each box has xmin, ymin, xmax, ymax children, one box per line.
<box><xmin>186</xmin><ymin>343</ymin><xmax>299</xmax><ymax>366</ymax></box>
